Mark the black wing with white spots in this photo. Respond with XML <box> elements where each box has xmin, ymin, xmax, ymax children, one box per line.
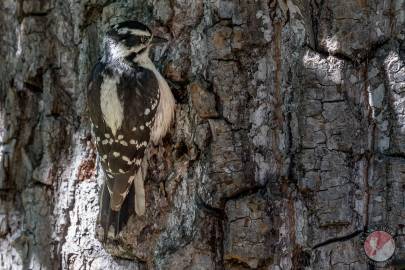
<box><xmin>87</xmin><ymin>61</ymin><xmax>159</xmax><ymax>210</ymax></box>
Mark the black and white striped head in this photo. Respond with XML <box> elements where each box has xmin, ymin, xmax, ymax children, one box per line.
<box><xmin>104</xmin><ymin>20</ymin><xmax>166</xmax><ymax>62</ymax></box>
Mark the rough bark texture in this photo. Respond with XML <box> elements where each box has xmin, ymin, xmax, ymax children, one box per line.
<box><xmin>1</xmin><ymin>0</ymin><xmax>405</xmax><ymax>269</ymax></box>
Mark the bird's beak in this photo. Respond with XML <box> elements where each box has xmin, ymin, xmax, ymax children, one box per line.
<box><xmin>151</xmin><ymin>35</ymin><xmax>168</xmax><ymax>44</ymax></box>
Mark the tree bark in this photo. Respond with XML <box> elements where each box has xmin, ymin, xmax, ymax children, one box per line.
<box><xmin>1</xmin><ymin>0</ymin><xmax>405</xmax><ymax>269</ymax></box>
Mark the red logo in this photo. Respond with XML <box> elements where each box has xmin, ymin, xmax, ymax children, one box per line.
<box><xmin>364</xmin><ymin>230</ymin><xmax>395</xmax><ymax>262</ymax></box>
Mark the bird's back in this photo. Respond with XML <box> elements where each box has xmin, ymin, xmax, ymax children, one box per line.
<box><xmin>88</xmin><ymin>60</ymin><xmax>160</xmax><ymax>208</ymax></box>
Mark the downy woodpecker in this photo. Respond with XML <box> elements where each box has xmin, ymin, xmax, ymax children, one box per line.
<box><xmin>87</xmin><ymin>21</ymin><xmax>175</xmax><ymax>236</ymax></box>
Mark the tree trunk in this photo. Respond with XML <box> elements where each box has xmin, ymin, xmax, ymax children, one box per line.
<box><xmin>1</xmin><ymin>0</ymin><xmax>405</xmax><ymax>269</ymax></box>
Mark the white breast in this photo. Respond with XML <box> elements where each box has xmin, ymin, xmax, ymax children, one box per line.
<box><xmin>137</xmin><ymin>53</ymin><xmax>176</xmax><ymax>144</ymax></box>
<box><xmin>100</xmin><ymin>75</ymin><xmax>124</xmax><ymax>137</ymax></box>
<box><xmin>150</xmin><ymin>69</ymin><xmax>176</xmax><ymax>144</ymax></box>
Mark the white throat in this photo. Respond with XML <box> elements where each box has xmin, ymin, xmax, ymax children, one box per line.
<box><xmin>134</xmin><ymin>49</ymin><xmax>153</xmax><ymax>69</ymax></box>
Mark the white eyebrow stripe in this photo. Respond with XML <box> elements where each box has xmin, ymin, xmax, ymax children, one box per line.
<box><xmin>118</xmin><ymin>28</ymin><xmax>151</xmax><ymax>36</ymax></box>
<box><xmin>129</xmin><ymin>29</ymin><xmax>151</xmax><ymax>36</ymax></box>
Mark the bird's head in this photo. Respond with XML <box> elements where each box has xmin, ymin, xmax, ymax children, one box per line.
<box><xmin>104</xmin><ymin>20</ymin><xmax>167</xmax><ymax>63</ymax></box>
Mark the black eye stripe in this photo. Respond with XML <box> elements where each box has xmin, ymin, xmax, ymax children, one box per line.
<box><xmin>117</xmin><ymin>35</ymin><xmax>149</xmax><ymax>47</ymax></box>
<box><xmin>118</xmin><ymin>34</ymin><xmax>147</xmax><ymax>41</ymax></box>
<box><xmin>119</xmin><ymin>34</ymin><xmax>132</xmax><ymax>39</ymax></box>
<box><xmin>124</xmin><ymin>37</ymin><xmax>137</xmax><ymax>47</ymax></box>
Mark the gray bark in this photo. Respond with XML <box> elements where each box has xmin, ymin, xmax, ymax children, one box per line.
<box><xmin>1</xmin><ymin>0</ymin><xmax>405</xmax><ymax>269</ymax></box>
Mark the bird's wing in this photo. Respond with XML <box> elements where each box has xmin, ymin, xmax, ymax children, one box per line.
<box><xmin>88</xmin><ymin>62</ymin><xmax>160</xmax><ymax>211</ymax></box>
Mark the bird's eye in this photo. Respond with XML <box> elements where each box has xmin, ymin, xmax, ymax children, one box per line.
<box><xmin>141</xmin><ymin>36</ymin><xmax>147</xmax><ymax>43</ymax></box>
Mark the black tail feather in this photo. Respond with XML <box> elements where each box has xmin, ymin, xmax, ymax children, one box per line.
<box><xmin>99</xmin><ymin>181</ymin><xmax>135</xmax><ymax>239</ymax></box>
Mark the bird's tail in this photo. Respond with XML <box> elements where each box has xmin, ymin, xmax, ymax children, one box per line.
<box><xmin>99</xmin><ymin>179</ymin><xmax>135</xmax><ymax>238</ymax></box>
<box><xmin>98</xmin><ymin>179</ymin><xmax>135</xmax><ymax>239</ymax></box>
<box><xmin>98</xmin><ymin>158</ymin><xmax>148</xmax><ymax>239</ymax></box>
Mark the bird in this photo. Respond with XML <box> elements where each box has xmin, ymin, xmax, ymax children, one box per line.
<box><xmin>87</xmin><ymin>20</ymin><xmax>175</xmax><ymax>237</ymax></box>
